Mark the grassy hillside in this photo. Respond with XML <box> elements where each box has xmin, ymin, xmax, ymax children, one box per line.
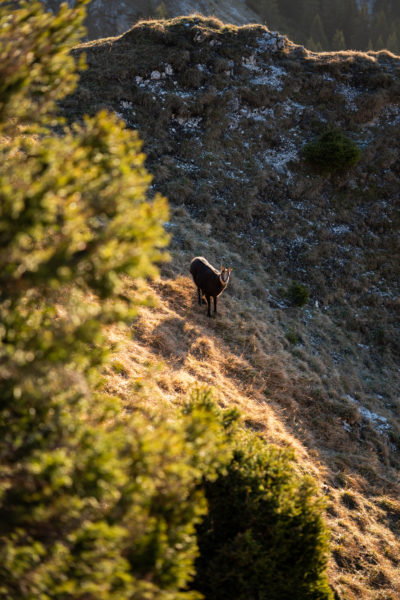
<box><xmin>63</xmin><ymin>15</ymin><xmax>400</xmax><ymax>600</ymax></box>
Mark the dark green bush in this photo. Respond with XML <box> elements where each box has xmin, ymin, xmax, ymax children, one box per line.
<box><xmin>304</xmin><ymin>128</ymin><xmax>361</xmax><ymax>173</ymax></box>
<box><xmin>286</xmin><ymin>328</ymin><xmax>300</xmax><ymax>344</ymax></box>
<box><xmin>287</xmin><ymin>282</ymin><xmax>310</xmax><ymax>307</ymax></box>
<box><xmin>193</xmin><ymin>434</ymin><xmax>333</xmax><ymax>600</ymax></box>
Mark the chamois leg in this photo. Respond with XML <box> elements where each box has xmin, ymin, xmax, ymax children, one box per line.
<box><xmin>197</xmin><ymin>286</ymin><xmax>202</xmax><ymax>306</ymax></box>
<box><xmin>214</xmin><ymin>296</ymin><xmax>217</xmax><ymax>314</ymax></box>
<box><xmin>205</xmin><ymin>294</ymin><xmax>212</xmax><ymax>317</ymax></box>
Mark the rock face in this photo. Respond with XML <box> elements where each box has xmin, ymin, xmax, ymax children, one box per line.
<box><xmin>42</xmin><ymin>0</ymin><xmax>260</xmax><ymax>39</ymax></box>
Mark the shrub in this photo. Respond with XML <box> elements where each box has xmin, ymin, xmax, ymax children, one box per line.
<box><xmin>287</xmin><ymin>282</ymin><xmax>310</xmax><ymax>307</ymax></box>
<box><xmin>193</xmin><ymin>433</ymin><xmax>333</xmax><ymax>600</ymax></box>
<box><xmin>304</xmin><ymin>128</ymin><xmax>361</xmax><ymax>173</ymax></box>
<box><xmin>0</xmin><ymin>383</ymin><xmax>234</xmax><ymax>600</ymax></box>
<box><xmin>286</xmin><ymin>328</ymin><xmax>300</xmax><ymax>344</ymax></box>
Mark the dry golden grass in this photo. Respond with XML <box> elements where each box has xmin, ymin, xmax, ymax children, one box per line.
<box><xmin>100</xmin><ymin>204</ymin><xmax>400</xmax><ymax>600</ymax></box>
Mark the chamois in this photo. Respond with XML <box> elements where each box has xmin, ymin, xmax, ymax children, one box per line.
<box><xmin>190</xmin><ymin>257</ymin><xmax>232</xmax><ymax>317</ymax></box>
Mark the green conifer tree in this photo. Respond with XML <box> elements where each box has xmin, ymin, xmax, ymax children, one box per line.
<box><xmin>299</xmin><ymin>0</ymin><xmax>320</xmax><ymax>43</ymax></box>
<box><xmin>155</xmin><ymin>1</ymin><xmax>168</xmax><ymax>19</ymax></box>
<box><xmin>0</xmin><ymin>3</ymin><xmax>231</xmax><ymax>598</ymax></box>
<box><xmin>332</xmin><ymin>28</ymin><xmax>346</xmax><ymax>50</ymax></box>
<box><xmin>306</xmin><ymin>36</ymin><xmax>323</xmax><ymax>52</ymax></box>
<box><xmin>193</xmin><ymin>433</ymin><xmax>334</xmax><ymax>600</ymax></box>
<box><xmin>376</xmin><ymin>34</ymin><xmax>385</xmax><ymax>49</ymax></box>
<box><xmin>350</xmin><ymin>2</ymin><xmax>371</xmax><ymax>49</ymax></box>
<box><xmin>372</xmin><ymin>10</ymin><xmax>390</xmax><ymax>48</ymax></box>
<box><xmin>309</xmin><ymin>13</ymin><xmax>329</xmax><ymax>49</ymax></box>
<box><xmin>340</xmin><ymin>0</ymin><xmax>360</xmax><ymax>49</ymax></box>
<box><xmin>320</xmin><ymin>0</ymin><xmax>345</xmax><ymax>43</ymax></box>
<box><xmin>386</xmin><ymin>30</ymin><xmax>399</xmax><ymax>53</ymax></box>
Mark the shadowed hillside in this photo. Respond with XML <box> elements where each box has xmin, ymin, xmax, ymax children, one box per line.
<box><xmin>63</xmin><ymin>15</ymin><xmax>400</xmax><ymax>600</ymax></box>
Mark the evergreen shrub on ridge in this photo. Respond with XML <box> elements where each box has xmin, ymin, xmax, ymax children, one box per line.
<box><xmin>287</xmin><ymin>282</ymin><xmax>310</xmax><ymax>307</ymax></box>
<box><xmin>304</xmin><ymin>128</ymin><xmax>361</xmax><ymax>173</ymax></box>
<box><xmin>193</xmin><ymin>434</ymin><xmax>333</xmax><ymax>600</ymax></box>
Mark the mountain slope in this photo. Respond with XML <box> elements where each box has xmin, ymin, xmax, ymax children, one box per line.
<box><xmin>63</xmin><ymin>15</ymin><xmax>400</xmax><ymax>600</ymax></box>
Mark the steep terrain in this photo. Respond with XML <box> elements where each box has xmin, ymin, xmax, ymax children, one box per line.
<box><xmin>63</xmin><ymin>16</ymin><xmax>400</xmax><ymax>600</ymax></box>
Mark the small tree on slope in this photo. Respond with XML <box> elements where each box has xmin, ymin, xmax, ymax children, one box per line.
<box><xmin>193</xmin><ymin>432</ymin><xmax>333</xmax><ymax>600</ymax></box>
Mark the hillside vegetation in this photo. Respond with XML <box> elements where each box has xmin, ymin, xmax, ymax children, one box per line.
<box><xmin>2</xmin><ymin>3</ymin><xmax>400</xmax><ymax>599</ymax></box>
<box><xmin>62</xmin><ymin>14</ymin><xmax>400</xmax><ymax>600</ymax></box>
<box><xmin>0</xmin><ymin>3</ymin><xmax>334</xmax><ymax>600</ymax></box>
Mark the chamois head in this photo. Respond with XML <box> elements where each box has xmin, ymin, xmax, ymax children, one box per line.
<box><xmin>220</xmin><ymin>266</ymin><xmax>232</xmax><ymax>285</ymax></box>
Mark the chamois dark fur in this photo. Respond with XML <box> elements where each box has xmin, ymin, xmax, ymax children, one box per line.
<box><xmin>190</xmin><ymin>257</ymin><xmax>232</xmax><ymax>317</ymax></box>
